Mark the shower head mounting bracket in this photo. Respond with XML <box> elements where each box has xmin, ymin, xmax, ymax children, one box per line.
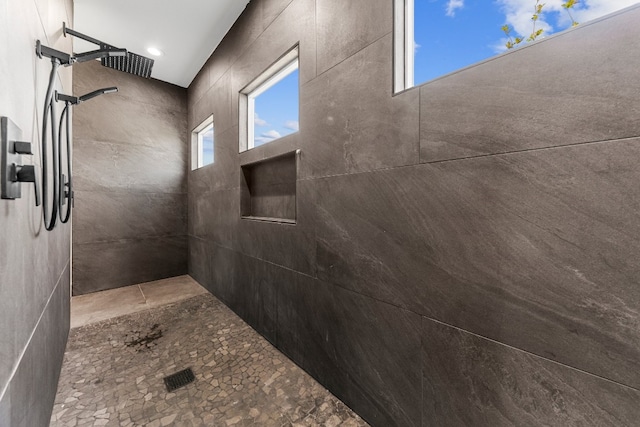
<box><xmin>62</xmin><ymin>22</ymin><xmax>154</xmax><ymax>78</ymax></box>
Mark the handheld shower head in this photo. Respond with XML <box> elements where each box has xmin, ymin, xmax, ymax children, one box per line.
<box><xmin>55</xmin><ymin>87</ymin><xmax>118</xmax><ymax>105</ymax></box>
<box><xmin>79</xmin><ymin>87</ymin><xmax>119</xmax><ymax>102</ymax></box>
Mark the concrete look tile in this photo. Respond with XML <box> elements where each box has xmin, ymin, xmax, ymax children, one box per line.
<box><xmin>140</xmin><ymin>275</ymin><xmax>208</xmax><ymax>308</ymax></box>
<box><xmin>235</xmin><ymin>179</ymin><xmax>317</xmax><ymax>275</ymax></box>
<box><xmin>315</xmin><ymin>137</ymin><xmax>640</xmax><ymax>390</ymax></box>
<box><xmin>421</xmin><ymin>318</ymin><xmax>640</xmax><ymax>426</ymax></box>
<box><xmin>72</xmin><ymin>236</ymin><xmax>188</xmax><ymax>295</ymax></box>
<box><xmin>75</xmin><ymin>60</ymin><xmax>187</xmax><ymax>114</ymax></box>
<box><xmin>316</xmin><ymin>0</ymin><xmax>392</xmax><ymax>75</ymax></box>
<box><xmin>299</xmin><ymin>34</ymin><xmax>419</xmax><ymax>179</ymax></box>
<box><xmin>419</xmin><ymin>6</ymin><xmax>640</xmax><ymax>162</ymax></box>
<box><xmin>72</xmin><ymin>191</ymin><xmax>187</xmax><ymax>245</ymax></box>
<box><xmin>277</xmin><ymin>275</ymin><xmax>422</xmax><ymax>426</ymax></box>
<box><xmin>73</xmin><ymin>139</ymin><xmax>187</xmax><ymax>194</ymax></box>
<box><xmin>71</xmin><ymin>285</ymin><xmax>146</xmax><ymax>328</ymax></box>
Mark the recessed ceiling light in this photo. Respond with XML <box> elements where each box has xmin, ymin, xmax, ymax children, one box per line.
<box><xmin>147</xmin><ymin>47</ymin><xmax>164</xmax><ymax>57</ymax></box>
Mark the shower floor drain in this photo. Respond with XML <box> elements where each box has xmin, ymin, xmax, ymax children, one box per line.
<box><xmin>163</xmin><ymin>368</ymin><xmax>195</xmax><ymax>392</ymax></box>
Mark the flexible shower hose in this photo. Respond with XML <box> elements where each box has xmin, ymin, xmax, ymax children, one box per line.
<box><xmin>58</xmin><ymin>102</ymin><xmax>72</xmax><ymax>223</ymax></box>
<box><xmin>42</xmin><ymin>60</ymin><xmax>60</xmax><ymax>231</ymax></box>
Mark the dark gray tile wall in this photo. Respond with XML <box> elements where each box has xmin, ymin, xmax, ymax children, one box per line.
<box><xmin>73</xmin><ymin>60</ymin><xmax>188</xmax><ymax>295</ymax></box>
<box><xmin>0</xmin><ymin>0</ymin><xmax>73</xmax><ymax>424</ymax></box>
<box><xmin>187</xmin><ymin>2</ymin><xmax>640</xmax><ymax>426</ymax></box>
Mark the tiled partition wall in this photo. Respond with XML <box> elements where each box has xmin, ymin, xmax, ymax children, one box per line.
<box><xmin>72</xmin><ymin>60</ymin><xmax>188</xmax><ymax>295</ymax></box>
<box><xmin>187</xmin><ymin>1</ymin><xmax>640</xmax><ymax>425</ymax></box>
<box><xmin>0</xmin><ymin>0</ymin><xmax>73</xmax><ymax>425</ymax></box>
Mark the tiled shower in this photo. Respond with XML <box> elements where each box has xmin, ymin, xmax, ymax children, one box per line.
<box><xmin>2</xmin><ymin>0</ymin><xmax>640</xmax><ymax>425</ymax></box>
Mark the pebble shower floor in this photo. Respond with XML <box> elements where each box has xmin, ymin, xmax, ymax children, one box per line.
<box><xmin>50</xmin><ymin>294</ymin><xmax>368</xmax><ymax>426</ymax></box>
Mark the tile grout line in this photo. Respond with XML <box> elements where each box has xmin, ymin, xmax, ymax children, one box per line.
<box><xmin>424</xmin><ymin>315</ymin><xmax>640</xmax><ymax>394</ymax></box>
<box><xmin>0</xmin><ymin>260</ymin><xmax>70</xmax><ymax>402</ymax></box>
<box><xmin>295</xmin><ymin>135</ymin><xmax>640</xmax><ymax>183</ymax></box>
<box><xmin>187</xmin><ymin>242</ymin><xmax>640</xmax><ymax>393</ymax></box>
<box><xmin>138</xmin><ymin>284</ymin><xmax>149</xmax><ymax>306</ymax></box>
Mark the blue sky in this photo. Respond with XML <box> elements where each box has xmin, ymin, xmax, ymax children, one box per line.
<box><xmin>201</xmin><ymin>126</ymin><xmax>214</xmax><ymax>165</ymax></box>
<box><xmin>414</xmin><ymin>0</ymin><xmax>638</xmax><ymax>85</ymax></box>
<box><xmin>253</xmin><ymin>69</ymin><xmax>299</xmax><ymax>147</ymax></box>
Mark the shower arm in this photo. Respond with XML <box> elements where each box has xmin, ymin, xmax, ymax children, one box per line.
<box><xmin>73</xmin><ymin>48</ymin><xmax>127</xmax><ymax>63</ymax></box>
<box><xmin>35</xmin><ymin>41</ymin><xmax>72</xmax><ymax>65</ymax></box>
<box><xmin>62</xmin><ymin>23</ymin><xmax>128</xmax><ymax>62</ymax></box>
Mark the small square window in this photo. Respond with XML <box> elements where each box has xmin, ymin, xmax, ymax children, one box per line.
<box><xmin>192</xmin><ymin>116</ymin><xmax>214</xmax><ymax>170</ymax></box>
<box><xmin>240</xmin><ymin>47</ymin><xmax>299</xmax><ymax>152</ymax></box>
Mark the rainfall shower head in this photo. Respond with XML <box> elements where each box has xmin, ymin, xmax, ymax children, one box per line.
<box><xmin>63</xmin><ymin>23</ymin><xmax>154</xmax><ymax>78</ymax></box>
<box><xmin>101</xmin><ymin>52</ymin><xmax>154</xmax><ymax>79</ymax></box>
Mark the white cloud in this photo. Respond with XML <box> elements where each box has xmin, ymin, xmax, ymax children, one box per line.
<box><xmin>261</xmin><ymin>130</ymin><xmax>282</xmax><ymax>139</ymax></box>
<box><xmin>572</xmin><ymin>0</ymin><xmax>639</xmax><ymax>23</ymax></box>
<box><xmin>254</xmin><ymin>113</ymin><xmax>268</xmax><ymax>127</ymax></box>
<box><xmin>446</xmin><ymin>0</ymin><xmax>464</xmax><ymax>17</ymax></box>
<box><xmin>284</xmin><ymin>120</ymin><xmax>299</xmax><ymax>131</ymax></box>
<box><xmin>254</xmin><ymin>129</ymin><xmax>282</xmax><ymax>145</ymax></box>
<box><xmin>497</xmin><ymin>0</ymin><xmax>556</xmax><ymax>38</ymax></box>
<box><xmin>497</xmin><ymin>0</ymin><xmax>639</xmax><ymax>39</ymax></box>
<box><xmin>491</xmin><ymin>37</ymin><xmax>511</xmax><ymax>54</ymax></box>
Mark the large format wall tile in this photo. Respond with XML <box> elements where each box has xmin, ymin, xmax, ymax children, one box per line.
<box><xmin>231</xmin><ymin>0</ymin><xmax>316</xmax><ymax>94</ymax></box>
<box><xmin>187</xmin><ymin>126</ymin><xmax>240</xmax><ymax>194</ymax></box>
<box><xmin>262</xmin><ymin>0</ymin><xmax>294</xmax><ymax>28</ymax></box>
<box><xmin>187</xmin><ymin>3</ymin><xmax>640</xmax><ymax>427</ymax></box>
<box><xmin>422</xmin><ymin>318</ymin><xmax>640</xmax><ymax>426</ymax></box>
<box><xmin>75</xmin><ymin>61</ymin><xmax>187</xmax><ymax>114</ymax></box>
<box><xmin>419</xmin><ymin>6</ymin><xmax>640</xmax><ymax>162</ymax></box>
<box><xmin>188</xmin><ymin>236</ymin><xmax>210</xmax><ymax>288</ymax></box>
<box><xmin>190</xmin><ymin>239</ymin><xmax>237</xmax><ymax>304</ymax></box>
<box><xmin>316</xmin><ymin>138</ymin><xmax>640</xmax><ymax>389</ymax></box>
<box><xmin>1</xmin><ymin>269</ymin><xmax>70</xmax><ymax>427</ymax></box>
<box><xmin>189</xmin><ymin>87</ymin><xmax>214</xmax><ymax>132</ymax></box>
<box><xmin>73</xmin><ymin>236</ymin><xmax>188</xmax><ymax>295</ymax></box>
<box><xmin>73</xmin><ymin>191</ymin><xmax>187</xmax><ymax>245</ymax></box>
<box><xmin>316</xmin><ymin>0</ymin><xmax>392</xmax><ymax>74</ymax></box>
<box><xmin>229</xmin><ymin>253</ymin><xmax>278</xmax><ymax>344</ymax></box>
<box><xmin>192</xmin><ymin>0</ymin><xmax>264</xmax><ymax>98</ymax></box>
<box><xmin>300</xmin><ymin>34</ymin><xmax>419</xmax><ymax>179</ymax></box>
<box><xmin>74</xmin><ymin>95</ymin><xmax>188</xmax><ymax>151</ymax></box>
<box><xmin>0</xmin><ymin>0</ymin><xmax>71</xmax><ymax>424</ymax></box>
<box><xmin>74</xmin><ymin>60</ymin><xmax>188</xmax><ymax>295</ymax></box>
<box><xmin>235</xmin><ymin>179</ymin><xmax>316</xmax><ymax>275</ymax></box>
<box><xmin>73</xmin><ymin>139</ymin><xmax>186</xmax><ymax>194</ymax></box>
<box><xmin>189</xmin><ymin>240</ymin><xmax>277</xmax><ymax>343</ymax></box>
<box><xmin>188</xmin><ymin>188</ymin><xmax>239</xmax><ymax>249</ymax></box>
<box><xmin>277</xmin><ymin>275</ymin><xmax>422</xmax><ymax>426</ymax></box>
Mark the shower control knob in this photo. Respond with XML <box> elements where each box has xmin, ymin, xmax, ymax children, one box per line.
<box><xmin>14</xmin><ymin>141</ymin><xmax>33</xmax><ymax>155</ymax></box>
<box><xmin>16</xmin><ymin>164</ymin><xmax>36</xmax><ymax>182</ymax></box>
<box><xmin>13</xmin><ymin>164</ymin><xmax>41</xmax><ymax>207</ymax></box>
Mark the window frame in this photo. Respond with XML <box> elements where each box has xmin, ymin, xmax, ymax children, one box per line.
<box><xmin>394</xmin><ymin>0</ymin><xmax>414</xmax><ymax>93</ymax></box>
<box><xmin>239</xmin><ymin>46</ymin><xmax>299</xmax><ymax>152</ymax></box>
<box><xmin>191</xmin><ymin>115</ymin><xmax>214</xmax><ymax>170</ymax></box>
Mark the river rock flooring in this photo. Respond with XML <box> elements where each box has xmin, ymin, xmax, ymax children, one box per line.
<box><xmin>50</xmin><ymin>292</ymin><xmax>368</xmax><ymax>426</ymax></box>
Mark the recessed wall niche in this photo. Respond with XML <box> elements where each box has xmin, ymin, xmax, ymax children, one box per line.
<box><xmin>240</xmin><ymin>151</ymin><xmax>297</xmax><ymax>223</ymax></box>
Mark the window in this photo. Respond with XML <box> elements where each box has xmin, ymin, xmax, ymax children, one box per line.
<box><xmin>192</xmin><ymin>116</ymin><xmax>214</xmax><ymax>170</ymax></box>
<box><xmin>395</xmin><ymin>0</ymin><xmax>637</xmax><ymax>92</ymax></box>
<box><xmin>240</xmin><ymin>47</ymin><xmax>299</xmax><ymax>152</ymax></box>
